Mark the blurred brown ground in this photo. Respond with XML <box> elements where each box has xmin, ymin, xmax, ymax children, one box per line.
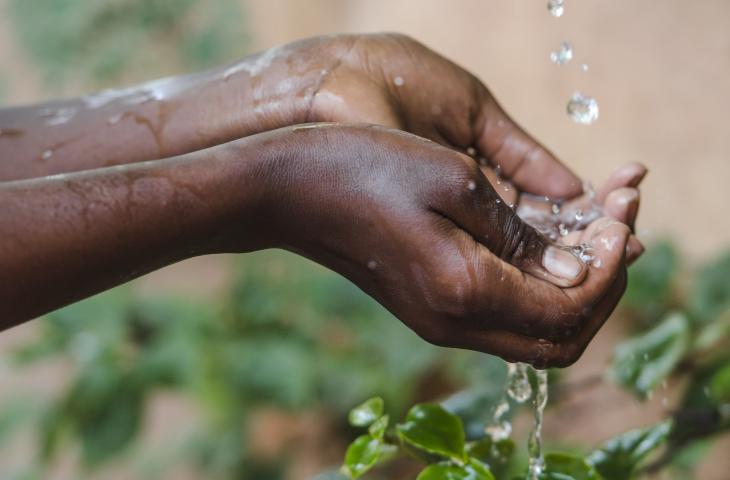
<box><xmin>1</xmin><ymin>0</ymin><xmax>730</xmax><ymax>478</ymax></box>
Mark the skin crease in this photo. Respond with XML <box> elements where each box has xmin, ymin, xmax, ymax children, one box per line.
<box><xmin>0</xmin><ymin>34</ymin><xmax>647</xmax><ymax>367</ymax></box>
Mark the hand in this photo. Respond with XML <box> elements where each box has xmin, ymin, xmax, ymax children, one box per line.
<box><xmin>225</xmin><ymin>33</ymin><xmax>581</xmax><ymax>200</ymax></box>
<box><xmin>232</xmin><ymin>124</ymin><xmax>634</xmax><ymax>368</ymax></box>
<box><xmin>225</xmin><ymin>34</ymin><xmax>645</xmax><ymax>255</ymax></box>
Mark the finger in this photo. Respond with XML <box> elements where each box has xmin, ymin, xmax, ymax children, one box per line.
<box><xmin>603</xmin><ymin>187</ymin><xmax>640</xmax><ymax>230</ymax></box>
<box><xmin>476</xmin><ymin>95</ymin><xmax>583</xmax><ymax>199</ymax></box>
<box><xmin>626</xmin><ymin>235</ymin><xmax>645</xmax><ymax>265</ymax></box>
<box><xmin>596</xmin><ymin>162</ymin><xmax>648</xmax><ymax>203</ymax></box>
<box><xmin>434</xmin><ymin>164</ymin><xmax>587</xmax><ymax>288</ymax></box>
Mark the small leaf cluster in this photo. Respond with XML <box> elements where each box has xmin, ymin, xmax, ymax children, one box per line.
<box><xmin>341</xmin><ymin>398</ymin><xmax>671</xmax><ymax>480</ymax></box>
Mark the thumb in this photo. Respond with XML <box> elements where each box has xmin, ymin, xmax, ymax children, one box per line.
<box><xmin>439</xmin><ymin>166</ymin><xmax>588</xmax><ymax>288</ymax></box>
<box><xmin>476</xmin><ymin>95</ymin><xmax>583</xmax><ymax>200</ymax></box>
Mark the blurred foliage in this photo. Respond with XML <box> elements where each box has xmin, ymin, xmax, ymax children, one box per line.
<box><xmin>0</xmin><ymin>250</ymin><xmax>502</xmax><ymax>479</ymax></box>
<box><xmin>8</xmin><ymin>0</ymin><xmax>248</xmax><ymax>90</ymax></box>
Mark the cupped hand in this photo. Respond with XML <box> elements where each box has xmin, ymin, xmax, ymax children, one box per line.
<box><xmin>227</xmin><ymin>33</ymin><xmax>646</xmax><ymax>254</ymax></box>
<box><xmin>233</xmin><ymin>124</ymin><xmax>634</xmax><ymax>367</ymax></box>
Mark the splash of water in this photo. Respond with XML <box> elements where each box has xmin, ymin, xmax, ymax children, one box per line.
<box><xmin>527</xmin><ymin>369</ymin><xmax>549</xmax><ymax>479</ymax></box>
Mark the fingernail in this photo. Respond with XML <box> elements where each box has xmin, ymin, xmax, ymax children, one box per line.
<box><xmin>543</xmin><ymin>246</ymin><xmax>583</xmax><ymax>280</ymax></box>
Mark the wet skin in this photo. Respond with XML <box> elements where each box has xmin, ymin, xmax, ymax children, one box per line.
<box><xmin>0</xmin><ymin>34</ymin><xmax>646</xmax><ymax>367</ymax></box>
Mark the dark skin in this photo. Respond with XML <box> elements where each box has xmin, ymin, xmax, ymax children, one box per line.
<box><xmin>0</xmin><ymin>34</ymin><xmax>646</xmax><ymax>367</ymax></box>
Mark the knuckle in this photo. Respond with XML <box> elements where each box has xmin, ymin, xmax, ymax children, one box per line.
<box><xmin>496</xmin><ymin>216</ymin><xmax>545</xmax><ymax>268</ymax></box>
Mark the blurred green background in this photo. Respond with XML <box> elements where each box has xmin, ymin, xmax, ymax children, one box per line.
<box><xmin>1</xmin><ymin>1</ymin><xmax>730</xmax><ymax>479</ymax></box>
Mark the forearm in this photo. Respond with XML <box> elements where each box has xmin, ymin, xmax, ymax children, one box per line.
<box><xmin>0</xmin><ymin>137</ymin><xmax>269</xmax><ymax>329</ymax></box>
<box><xmin>0</xmin><ymin>38</ymin><xmax>347</xmax><ymax>182</ymax></box>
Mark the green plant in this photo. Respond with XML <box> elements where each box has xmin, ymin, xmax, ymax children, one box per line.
<box><xmin>336</xmin><ymin>242</ymin><xmax>730</xmax><ymax>479</ymax></box>
<box><xmin>339</xmin><ymin>398</ymin><xmax>670</xmax><ymax>480</ymax></box>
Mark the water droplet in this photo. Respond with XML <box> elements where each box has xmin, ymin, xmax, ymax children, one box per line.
<box><xmin>574</xmin><ymin>209</ymin><xmax>584</xmax><ymax>221</ymax></box>
<box><xmin>467</xmin><ymin>180</ymin><xmax>477</xmax><ymax>191</ymax></box>
<box><xmin>506</xmin><ymin>363</ymin><xmax>532</xmax><ymax>403</ymax></box>
<box><xmin>558</xmin><ymin>224</ymin><xmax>569</xmax><ymax>236</ymax></box>
<box><xmin>496</xmin><ymin>198</ymin><xmax>502</xmax><ymax>204</ymax></box>
<box><xmin>583</xmin><ymin>181</ymin><xmax>597</xmax><ymax>200</ymax></box>
<box><xmin>41</xmin><ymin>149</ymin><xmax>53</xmax><ymax>160</ymax></box>
<box><xmin>571</xmin><ymin>243</ymin><xmax>595</xmax><ymax>265</ymax></box>
<box><xmin>551</xmin><ymin>203</ymin><xmax>561</xmax><ymax>215</ymax></box>
<box><xmin>394</xmin><ymin>76</ymin><xmax>405</xmax><ymax>87</ymax></box>
<box><xmin>42</xmin><ymin>107</ymin><xmax>78</xmax><ymax>126</ymax></box>
<box><xmin>548</xmin><ymin>0</ymin><xmax>565</xmax><ymax>17</ymax></box>
<box><xmin>567</xmin><ymin>93</ymin><xmax>599</xmax><ymax>125</ymax></box>
<box><xmin>580</xmin><ymin>63</ymin><xmax>590</xmax><ymax>72</ymax></box>
<box><xmin>466</xmin><ymin>146</ymin><xmax>477</xmax><ymax>156</ymax></box>
<box><xmin>107</xmin><ymin>113</ymin><xmax>123</xmax><ymax>125</ymax></box>
<box><xmin>494</xmin><ymin>164</ymin><xmax>503</xmax><ymax>177</ymax></box>
<box><xmin>367</xmin><ymin>260</ymin><xmax>377</xmax><ymax>271</ymax></box>
<box><xmin>550</xmin><ymin>41</ymin><xmax>573</xmax><ymax>65</ymax></box>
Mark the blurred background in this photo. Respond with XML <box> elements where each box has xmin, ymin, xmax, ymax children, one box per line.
<box><xmin>1</xmin><ymin>0</ymin><xmax>729</xmax><ymax>479</ymax></box>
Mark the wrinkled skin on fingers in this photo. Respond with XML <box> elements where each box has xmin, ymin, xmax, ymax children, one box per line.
<box><xmin>234</xmin><ymin>124</ymin><xmax>632</xmax><ymax>368</ymax></box>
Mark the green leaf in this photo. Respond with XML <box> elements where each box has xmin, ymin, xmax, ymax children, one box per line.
<box><xmin>709</xmin><ymin>363</ymin><xmax>730</xmax><ymax>403</ymax></box>
<box><xmin>691</xmin><ymin>251</ymin><xmax>730</xmax><ymax>323</ymax></box>
<box><xmin>349</xmin><ymin>397</ymin><xmax>384</xmax><ymax>427</ymax></box>
<box><xmin>368</xmin><ymin>415</ymin><xmax>389</xmax><ymax>440</ymax></box>
<box><xmin>610</xmin><ymin>311</ymin><xmax>690</xmax><ymax>397</ymax></box>
<box><xmin>466</xmin><ymin>436</ymin><xmax>515</xmax><ymax>466</ymax></box>
<box><xmin>417</xmin><ymin>459</ymin><xmax>495</xmax><ymax>480</ymax></box>
<box><xmin>540</xmin><ymin>453</ymin><xmax>600</xmax><ymax>480</ymax></box>
<box><xmin>587</xmin><ymin>421</ymin><xmax>672</xmax><ymax>480</ymax></box>
<box><xmin>623</xmin><ymin>241</ymin><xmax>677</xmax><ymax>320</ymax></box>
<box><xmin>397</xmin><ymin>403</ymin><xmax>466</xmax><ymax>461</ymax></box>
<box><xmin>693</xmin><ymin>308</ymin><xmax>730</xmax><ymax>352</ymax></box>
<box><xmin>343</xmin><ymin>434</ymin><xmax>381</xmax><ymax>479</ymax></box>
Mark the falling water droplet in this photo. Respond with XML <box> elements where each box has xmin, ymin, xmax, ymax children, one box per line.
<box><xmin>506</xmin><ymin>363</ymin><xmax>533</xmax><ymax>403</ymax></box>
<box><xmin>548</xmin><ymin>0</ymin><xmax>565</xmax><ymax>17</ymax></box>
<box><xmin>567</xmin><ymin>93</ymin><xmax>599</xmax><ymax>125</ymax></box>
<box><xmin>550</xmin><ymin>41</ymin><xmax>573</xmax><ymax>65</ymax></box>
<box><xmin>527</xmin><ymin>369</ymin><xmax>549</xmax><ymax>480</ymax></box>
